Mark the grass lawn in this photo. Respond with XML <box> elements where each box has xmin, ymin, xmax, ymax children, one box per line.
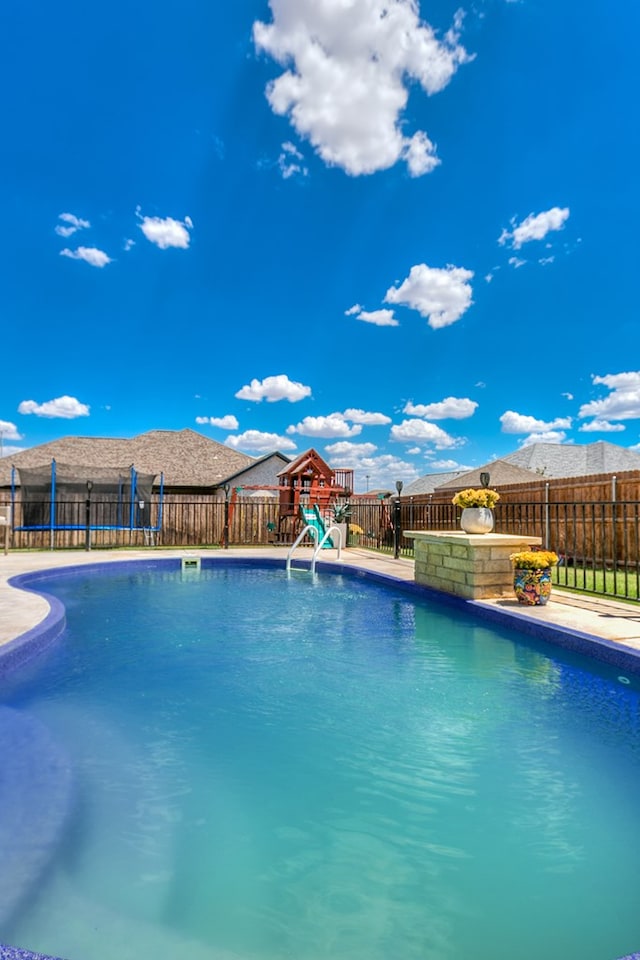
<box><xmin>554</xmin><ymin>566</ymin><xmax>640</xmax><ymax>601</ymax></box>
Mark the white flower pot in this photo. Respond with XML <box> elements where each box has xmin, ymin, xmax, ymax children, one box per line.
<box><xmin>460</xmin><ymin>507</ymin><xmax>494</xmax><ymax>534</ymax></box>
<box><xmin>331</xmin><ymin>522</ymin><xmax>347</xmax><ymax>548</ymax></box>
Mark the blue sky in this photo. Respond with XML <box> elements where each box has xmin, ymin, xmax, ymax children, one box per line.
<box><xmin>1</xmin><ymin>0</ymin><xmax>639</xmax><ymax>491</ymax></box>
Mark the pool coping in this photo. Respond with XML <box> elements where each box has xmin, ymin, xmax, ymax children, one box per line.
<box><xmin>1</xmin><ymin>548</ymin><xmax>640</xmax><ymax>960</ymax></box>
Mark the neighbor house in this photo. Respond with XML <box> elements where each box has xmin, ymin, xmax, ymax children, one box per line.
<box><xmin>212</xmin><ymin>451</ymin><xmax>292</xmax><ymax>499</ymax></box>
<box><xmin>402</xmin><ymin>471</ymin><xmax>466</xmax><ymax>497</ymax></box>
<box><xmin>431</xmin><ymin>459</ymin><xmax>543</xmax><ymax>494</ymax></box>
<box><xmin>501</xmin><ymin>440</ymin><xmax>640</xmax><ymax>478</ymax></box>
<box><xmin>0</xmin><ymin>429</ymin><xmax>256</xmax><ymax>494</ymax></box>
<box><xmin>406</xmin><ymin>441</ymin><xmax>640</xmax><ymax>501</ymax></box>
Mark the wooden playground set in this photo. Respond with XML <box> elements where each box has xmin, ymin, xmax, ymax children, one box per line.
<box><xmin>224</xmin><ymin>448</ymin><xmax>354</xmax><ymax>544</ymax></box>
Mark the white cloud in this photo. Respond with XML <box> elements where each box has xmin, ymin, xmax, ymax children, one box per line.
<box><xmin>18</xmin><ymin>395</ymin><xmax>90</xmax><ymax>419</ymax></box>
<box><xmin>325</xmin><ymin>445</ymin><xmax>419</xmax><ymax>491</ymax></box>
<box><xmin>402</xmin><ymin>130</ymin><xmax>439</xmax><ymax>177</ymax></box>
<box><xmin>500</xmin><ymin>410</ymin><xmax>572</xmax><ymax>433</ymax></box>
<box><xmin>353</xmin><ymin>307</ymin><xmax>399</xmax><ymax>327</ymax></box>
<box><xmin>499</xmin><ymin>206</ymin><xmax>570</xmax><ymax>250</ymax></box>
<box><xmin>137</xmin><ymin>209</ymin><xmax>193</xmax><ymax>249</ymax></box>
<box><xmin>60</xmin><ymin>246</ymin><xmax>112</xmax><ymax>268</ymax></box>
<box><xmin>235</xmin><ymin>374</ymin><xmax>311</xmax><ymax>403</ymax></box>
<box><xmin>278</xmin><ymin>141</ymin><xmax>309</xmax><ymax>179</ymax></box>
<box><xmin>325</xmin><ymin>440</ymin><xmax>377</xmax><ymax>457</ymax></box>
<box><xmin>253</xmin><ymin>0</ymin><xmax>469</xmax><ymax>177</ymax></box>
<box><xmin>407</xmin><ymin>446</ymin><xmax>421</xmax><ymax>455</ymax></box>
<box><xmin>287</xmin><ymin>415</ymin><xmax>362</xmax><ymax>439</ymax></box>
<box><xmin>579</xmin><ymin>419</ymin><xmax>626</xmax><ymax>433</ymax></box>
<box><xmin>538</xmin><ymin>256</ymin><xmax>555</xmax><ymax>266</ymax></box>
<box><xmin>195</xmin><ymin>415</ymin><xmax>240</xmax><ymax>430</ymax></box>
<box><xmin>225</xmin><ymin>430</ymin><xmax>297</xmax><ymax>453</ymax></box>
<box><xmin>578</xmin><ymin>371</ymin><xmax>640</xmax><ymax>421</ymax></box>
<box><xmin>403</xmin><ymin>397</ymin><xmax>478</xmax><ymax>420</ymax></box>
<box><xmin>123</xmin><ymin>238</ymin><xmax>135</xmax><ymax>251</ymax></box>
<box><xmin>0</xmin><ymin>420</ymin><xmax>23</xmax><ymax>441</ymax></box>
<box><xmin>390</xmin><ymin>419</ymin><xmax>460</xmax><ymax>448</ymax></box>
<box><xmin>430</xmin><ymin>458</ymin><xmax>471</xmax><ymax>470</ymax></box>
<box><xmin>55</xmin><ymin>212</ymin><xmax>90</xmax><ymax>238</ymax></box>
<box><xmin>562</xmin><ymin>392</ymin><xmax>574</xmax><ymax>400</ymax></box>
<box><xmin>342</xmin><ymin>408</ymin><xmax>391</xmax><ymax>425</ymax></box>
<box><xmin>384</xmin><ymin>263</ymin><xmax>474</xmax><ymax>329</ymax></box>
<box><xmin>508</xmin><ymin>256</ymin><xmax>526</xmax><ymax>269</ymax></box>
<box><xmin>345</xmin><ymin>304</ymin><xmax>362</xmax><ymax>316</ymax></box>
<box><xmin>358</xmin><ymin>454</ymin><xmax>421</xmax><ymax>490</ymax></box>
<box><xmin>519</xmin><ymin>430</ymin><xmax>568</xmax><ymax>446</ymax></box>
<box><xmin>0</xmin><ymin>444</ymin><xmax>26</xmax><ymax>459</ymax></box>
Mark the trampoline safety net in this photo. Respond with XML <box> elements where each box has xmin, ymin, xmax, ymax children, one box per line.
<box><xmin>16</xmin><ymin>462</ymin><xmax>158</xmax><ymax>530</ymax></box>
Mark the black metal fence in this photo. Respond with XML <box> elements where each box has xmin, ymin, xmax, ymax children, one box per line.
<box><xmin>3</xmin><ymin>495</ymin><xmax>640</xmax><ymax>602</ymax></box>
<box><xmin>348</xmin><ymin>497</ymin><xmax>640</xmax><ymax>602</ymax></box>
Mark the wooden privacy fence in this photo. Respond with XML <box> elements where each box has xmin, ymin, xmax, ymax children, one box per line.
<box><xmin>2</xmin><ymin>494</ymin><xmax>284</xmax><ymax>550</ymax></box>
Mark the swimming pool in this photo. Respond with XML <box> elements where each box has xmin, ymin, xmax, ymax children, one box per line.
<box><xmin>1</xmin><ymin>559</ymin><xmax>640</xmax><ymax>960</ymax></box>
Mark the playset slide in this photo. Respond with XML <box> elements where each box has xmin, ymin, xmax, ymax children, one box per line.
<box><xmin>300</xmin><ymin>504</ymin><xmax>334</xmax><ymax>548</ymax></box>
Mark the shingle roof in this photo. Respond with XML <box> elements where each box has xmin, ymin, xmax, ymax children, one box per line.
<box><xmin>502</xmin><ymin>441</ymin><xmax>640</xmax><ymax>478</ymax></box>
<box><xmin>432</xmin><ymin>459</ymin><xmax>541</xmax><ymax>491</ymax></box>
<box><xmin>219</xmin><ymin>451</ymin><xmax>291</xmax><ymax>486</ymax></box>
<box><xmin>0</xmin><ymin>429</ymin><xmax>255</xmax><ymax>488</ymax></box>
<box><xmin>402</xmin><ymin>472</ymin><xmax>465</xmax><ymax>496</ymax></box>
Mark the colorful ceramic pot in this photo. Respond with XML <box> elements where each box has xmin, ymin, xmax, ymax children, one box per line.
<box><xmin>513</xmin><ymin>567</ymin><xmax>553</xmax><ymax>605</ymax></box>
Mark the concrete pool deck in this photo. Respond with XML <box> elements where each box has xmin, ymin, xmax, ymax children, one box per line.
<box><xmin>2</xmin><ymin>546</ymin><xmax>640</xmax><ymax>672</ymax></box>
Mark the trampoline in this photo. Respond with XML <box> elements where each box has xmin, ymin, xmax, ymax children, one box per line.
<box><xmin>10</xmin><ymin>460</ymin><xmax>164</xmax><ymax>545</ymax></box>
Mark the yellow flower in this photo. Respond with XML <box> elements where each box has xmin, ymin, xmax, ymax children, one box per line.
<box><xmin>509</xmin><ymin>550</ymin><xmax>559</xmax><ymax>569</ymax></box>
<box><xmin>451</xmin><ymin>488</ymin><xmax>500</xmax><ymax>509</ymax></box>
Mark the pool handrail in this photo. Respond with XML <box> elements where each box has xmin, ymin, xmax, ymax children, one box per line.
<box><xmin>285</xmin><ymin>524</ymin><xmax>318</xmax><ymax>575</ymax></box>
<box><xmin>311</xmin><ymin>525</ymin><xmax>342</xmax><ymax>574</ymax></box>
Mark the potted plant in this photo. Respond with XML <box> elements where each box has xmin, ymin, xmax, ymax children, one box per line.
<box><xmin>509</xmin><ymin>550</ymin><xmax>559</xmax><ymax>605</ymax></box>
<box><xmin>332</xmin><ymin>502</ymin><xmax>352</xmax><ymax>524</ymax></box>
<box><xmin>451</xmin><ymin>488</ymin><xmax>500</xmax><ymax>534</ymax></box>
<box><xmin>331</xmin><ymin>502</ymin><xmax>352</xmax><ymax>548</ymax></box>
<box><xmin>348</xmin><ymin>522</ymin><xmax>364</xmax><ymax>545</ymax></box>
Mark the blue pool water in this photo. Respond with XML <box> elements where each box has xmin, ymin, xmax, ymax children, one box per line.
<box><xmin>1</xmin><ymin>561</ymin><xmax>640</xmax><ymax>960</ymax></box>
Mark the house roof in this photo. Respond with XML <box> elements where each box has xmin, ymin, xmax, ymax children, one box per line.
<box><xmin>502</xmin><ymin>441</ymin><xmax>640</xmax><ymax>478</ymax></box>
<box><xmin>426</xmin><ymin>441</ymin><xmax>640</xmax><ymax>494</ymax></box>
<box><xmin>217</xmin><ymin>451</ymin><xmax>292</xmax><ymax>486</ymax></box>
<box><xmin>0</xmin><ymin>429</ymin><xmax>255</xmax><ymax>488</ymax></box>
<box><xmin>402</xmin><ymin>471</ymin><xmax>465</xmax><ymax>496</ymax></box>
<box><xmin>432</xmin><ymin>459</ymin><xmax>542</xmax><ymax>491</ymax></box>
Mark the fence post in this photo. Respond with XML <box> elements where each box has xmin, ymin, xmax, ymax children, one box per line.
<box><xmin>85</xmin><ymin>480</ymin><xmax>93</xmax><ymax>551</ymax></box>
<box><xmin>544</xmin><ymin>482</ymin><xmax>550</xmax><ymax>549</ymax></box>
<box><xmin>393</xmin><ymin>482</ymin><xmax>403</xmax><ymax>559</ymax></box>
<box><xmin>223</xmin><ymin>483</ymin><xmax>230</xmax><ymax>550</ymax></box>
<box><xmin>611</xmin><ymin>475</ymin><xmax>618</xmax><ymax>583</ymax></box>
<box><xmin>393</xmin><ymin>498</ymin><xmax>402</xmax><ymax>558</ymax></box>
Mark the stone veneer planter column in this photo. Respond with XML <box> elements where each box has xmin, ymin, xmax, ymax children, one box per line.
<box><xmin>404</xmin><ymin>530</ymin><xmax>542</xmax><ymax>601</ymax></box>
